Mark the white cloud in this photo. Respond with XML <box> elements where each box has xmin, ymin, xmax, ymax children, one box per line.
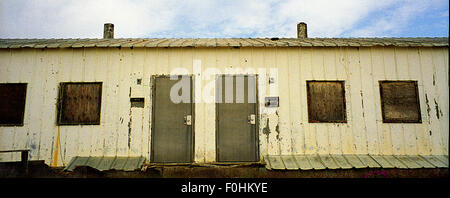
<box><xmin>0</xmin><ymin>0</ymin><xmax>447</xmax><ymax>38</ymax></box>
<box><xmin>348</xmin><ymin>0</ymin><xmax>445</xmax><ymax>37</ymax></box>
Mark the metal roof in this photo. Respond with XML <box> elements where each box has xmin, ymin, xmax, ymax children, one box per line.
<box><xmin>264</xmin><ymin>154</ymin><xmax>449</xmax><ymax>170</ymax></box>
<box><xmin>64</xmin><ymin>156</ymin><xmax>146</xmax><ymax>171</ymax></box>
<box><xmin>0</xmin><ymin>37</ymin><xmax>447</xmax><ymax>48</ymax></box>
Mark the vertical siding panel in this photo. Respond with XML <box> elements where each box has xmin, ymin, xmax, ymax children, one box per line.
<box><xmin>437</xmin><ymin>48</ymin><xmax>449</xmax><ymax>155</ymax></box>
<box><xmin>334</xmin><ymin>48</ymin><xmax>348</xmax><ymax>154</ymax></box>
<box><xmin>116</xmin><ymin>48</ymin><xmax>132</xmax><ymax>157</ymax></box>
<box><xmin>76</xmin><ymin>49</ymin><xmax>91</xmax><ymax>157</ymax></box>
<box><xmin>130</xmin><ymin>48</ymin><xmax>146</xmax><ymax>157</ymax></box>
<box><xmin>0</xmin><ymin>50</ymin><xmax>10</xmax><ymax>81</ymax></box>
<box><xmin>157</xmin><ymin>48</ymin><xmax>169</xmax><ymax>75</ymax></box>
<box><xmin>83</xmin><ymin>48</ymin><xmax>100</xmax><ymax>157</ymax></box>
<box><xmin>347</xmin><ymin>47</ymin><xmax>366</xmax><ymax>154</ymax></box>
<box><xmin>359</xmin><ymin>48</ymin><xmax>379</xmax><ymax>154</ymax></box>
<box><xmin>432</xmin><ymin>48</ymin><xmax>448</xmax><ymax>155</ymax></box>
<box><xmin>311</xmin><ymin>48</ymin><xmax>328</xmax><ymax>154</ymax></box>
<box><xmin>407</xmin><ymin>48</ymin><xmax>431</xmax><ymax>155</ymax></box>
<box><xmin>146</xmin><ymin>48</ymin><xmax>157</xmax><ymax>160</ymax></box>
<box><xmin>129</xmin><ymin>106</ymin><xmax>142</xmax><ymax>156</ymax></box>
<box><xmin>277</xmin><ymin>48</ymin><xmax>292</xmax><ymax>155</ymax></box>
<box><xmin>142</xmin><ymin>48</ymin><xmax>151</xmax><ymax>159</ymax></box>
<box><xmin>55</xmin><ymin>49</ymin><xmax>73</xmax><ymax>166</ymax></box>
<box><xmin>371</xmin><ymin>47</ymin><xmax>392</xmax><ymax>155</ymax></box>
<box><xmin>31</xmin><ymin>49</ymin><xmax>49</xmax><ymax>160</ymax></box>
<box><xmin>192</xmin><ymin>48</ymin><xmax>206</xmax><ymax>162</ymax></box>
<box><xmin>264</xmin><ymin>48</ymin><xmax>280</xmax><ymax>155</ymax></box>
<box><xmin>383</xmin><ymin>48</ymin><xmax>404</xmax><ymax>155</ymax></box>
<box><xmin>288</xmin><ymin>48</ymin><xmax>303</xmax><ymax>154</ymax></box>
<box><xmin>48</xmin><ymin>49</ymin><xmax>61</xmax><ymax>166</ymax></box>
<box><xmin>193</xmin><ymin>48</ymin><xmax>205</xmax><ymax>162</ymax></box>
<box><xmin>340</xmin><ymin>48</ymin><xmax>355</xmax><ymax>154</ymax></box>
<box><xmin>66</xmin><ymin>49</ymin><xmax>82</xmax><ymax>160</ymax></box>
<box><xmin>419</xmin><ymin>48</ymin><xmax>444</xmax><ymax>155</ymax></box>
<box><xmin>96</xmin><ymin>48</ymin><xmax>111</xmax><ymax>158</ymax></box>
<box><xmin>203</xmin><ymin>47</ymin><xmax>217</xmax><ymax>162</ymax></box>
<box><xmin>168</xmin><ymin>48</ymin><xmax>180</xmax><ymax>73</ymax></box>
<box><xmin>300</xmin><ymin>47</ymin><xmax>316</xmax><ymax>154</ymax></box>
<box><xmin>9</xmin><ymin>50</ymin><xmax>25</xmax><ymax>161</ymax></box>
<box><xmin>15</xmin><ymin>50</ymin><xmax>34</xmax><ymax>161</ymax></box>
<box><xmin>0</xmin><ymin>50</ymin><xmax>15</xmax><ymax>161</ymax></box>
<box><xmin>105</xmin><ymin>48</ymin><xmax>120</xmax><ymax>157</ymax></box>
<box><xmin>396</xmin><ymin>48</ymin><xmax>419</xmax><ymax>155</ymax></box>
<box><xmin>128</xmin><ymin>48</ymin><xmax>139</xmax><ymax>156</ymax></box>
<box><xmin>91</xmin><ymin>48</ymin><xmax>106</xmax><ymax>157</ymax></box>
<box><xmin>125</xmin><ymin>49</ymin><xmax>134</xmax><ymax>157</ymax></box>
<box><xmin>78</xmin><ymin>49</ymin><xmax>96</xmax><ymax>157</ymax></box>
<box><xmin>38</xmin><ymin>49</ymin><xmax>59</xmax><ymax>163</ymax></box>
<box><xmin>323</xmin><ymin>48</ymin><xmax>341</xmax><ymax>154</ymax></box>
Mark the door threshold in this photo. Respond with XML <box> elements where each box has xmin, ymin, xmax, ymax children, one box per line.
<box><xmin>146</xmin><ymin>161</ymin><xmax>265</xmax><ymax>167</ymax></box>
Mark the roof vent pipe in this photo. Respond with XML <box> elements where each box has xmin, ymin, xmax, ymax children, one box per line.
<box><xmin>103</xmin><ymin>23</ymin><xmax>114</xmax><ymax>39</ymax></box>
<box><xmin>297</xmin><ymin>22</ymin><xmax>307</xmax><ymax>39</ymax></box>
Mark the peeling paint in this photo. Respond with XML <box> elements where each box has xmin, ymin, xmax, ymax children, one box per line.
<box><xmin>434</xmin><ymin>99</ymin><xmax>442</xmax><ymax>119</ymax></box>
<box><xmin>128</xmin><ymin>111</ymin><xmax>132</xmax><ymax>149</ymax></box>
<box><xmin>425</xmin><ymin>94</ymin><xmax>431</xmax><ymax>122</ymax></box>
<box><xmin>360</xmin><ymin>91</ymin><xmax>365</xmax><ymax>118</ymax></box>
<box><xmin>262</xmin><ymin>118</ymin><xmax>270</xmax><ymax>143</ymax></box>
<box><xmin>275</xmin><ymin>124</ymin><xmax>280</xmax><ymax>141</ymax></box>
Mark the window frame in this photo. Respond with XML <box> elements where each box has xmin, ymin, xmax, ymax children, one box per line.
<box><xmin>379</xmin><ymin>80</ymin><xmax>422</xmax><ymax>123</ymax></box>
<box><xmin>0</xmin><ymin>83</ymin><xmax>27</xmax><ymax>126</ymax></box>
<box><xmin>306</xmin><ymin>80</ymin><xmax>347</xmax><ymax>123</ymax></box>
<box><xmin>57</xmin><ymin>82</ymin><xmax>103</xmax><ymax>125</ymax></box>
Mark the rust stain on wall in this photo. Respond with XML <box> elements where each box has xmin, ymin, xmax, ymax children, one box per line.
<box><xmin>51</xmin><ymin>126</ymin><xmax>61</xmax><ymax>167</ymax></box>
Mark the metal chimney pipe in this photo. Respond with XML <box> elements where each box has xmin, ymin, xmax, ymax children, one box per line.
<box><xmin>297</xmin><ymin>22</ymin><xmax>307</xmax><ymax>39</ymax></box>
<box><xmin>103</xmin><ymin>23</ymin><xmax>114</xmax><ymax>39</ymax></box>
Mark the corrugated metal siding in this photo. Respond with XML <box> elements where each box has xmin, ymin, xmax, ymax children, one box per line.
<box><xmin>264</xmin><ymin>155</ymin><xmax>449</xmax><ymax>170</ymax></box>
<box><xmin>0</xmin><ymin>38</ymin><xmax>447</xmax><ymax>48</ymax></box>
<box><xmin>0</xmin><ymin>46</ymin><xmax>448</xmax><ymax>167</ymax></box>
<box><xmin>64</xmin><ymin>156</ymin><xmax>146</xmax><ymax>171</ymax></box>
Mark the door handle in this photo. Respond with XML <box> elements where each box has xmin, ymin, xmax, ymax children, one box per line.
<box><xmin>248</xmin><ymin>114</ymin><xmax>256</xmax><ymax>125</ymax></box>
<box><xmin>184</xmin><ymin>115</ymin><xmax>192</xmax><ymax>126</ymax></box>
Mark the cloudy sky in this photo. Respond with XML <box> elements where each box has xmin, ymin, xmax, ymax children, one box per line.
<box><xmin>0</xmin><ymin>0</ymin><xmax>448</xmax><ymax>38</ymax></box>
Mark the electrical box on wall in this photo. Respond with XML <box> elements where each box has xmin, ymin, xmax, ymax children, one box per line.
<box><xmin>265</xmin><ymin>97</ymin><xmax>279</xmax><ymax>107</ymax></box>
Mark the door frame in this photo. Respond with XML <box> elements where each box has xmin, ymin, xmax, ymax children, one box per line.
<box><xmin>150</xmin><ymin>75</ymin><xmax>195</xmax><ymax>163</ymax></box>
<box><xmin>215</xmin><ymin>74</ymin><xmax>260</xmax><ymax>162</ymax></box>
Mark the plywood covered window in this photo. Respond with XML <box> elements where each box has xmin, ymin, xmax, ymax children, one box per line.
<box><xmin>307</xmin><ymin>81</ymin><xmax>346</xmax><ymax>123</ymax></box>
<box><xmin>379</xmin><ymin>81</ymin><xmax>421</xmax><ymax>123</ymax></box>
<box><xmin>0</xmin><ymin>83</ymin><xmax>27</xmax><ymax>126</ymax></box>
<box><xmin>57</xmin><ymin>82</ymin><xmax>102</xmax><ymax>125</ymax></box>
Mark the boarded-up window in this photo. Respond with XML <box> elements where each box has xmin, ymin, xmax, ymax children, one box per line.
<box><xmin>307</xmin><ymin>81</ymin><xmax>346</xmax><ymax>123</ymax></box>
<box><xmin>0</xmin><ymin>83</ymin><xmax>27</xmax><ymax>126</ymax></box>
<box><xmin>379</xmin><ymin>81</ymin><xmax>421</xmax><ymax>123</ymax></box>
<box><xmin>57</xmin><ymin>82</ymin><xmax>102</xmax><ymax>125</ymax></box>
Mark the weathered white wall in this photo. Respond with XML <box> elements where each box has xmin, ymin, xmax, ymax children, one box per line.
<box><xmin>0</xmin><ymin>46</ymin><xmax>448</xmax><ymax>167</ymax></box>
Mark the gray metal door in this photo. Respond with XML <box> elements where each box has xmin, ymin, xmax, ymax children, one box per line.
<box><xmin>151</xmin><ymin>76</ymin><xmax>193</xmax><ymax>163</ymax></box>
<box><xmin>216</xmin><ymin>75</ymin><xmax>258</xmax><ymax>162</ymax></box>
